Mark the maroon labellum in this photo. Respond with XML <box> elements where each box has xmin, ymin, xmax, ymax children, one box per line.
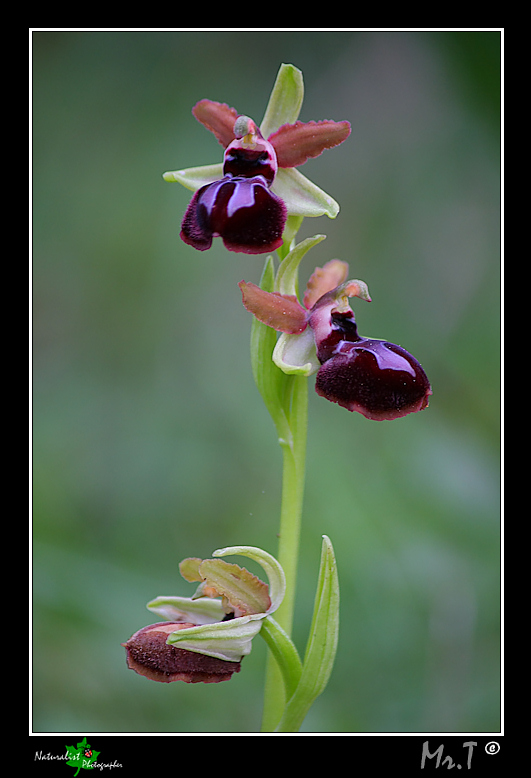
<box><xmin>122</xmin><ymin>623</ymin><xmax>241</xmax><ymax>684</ymax></box>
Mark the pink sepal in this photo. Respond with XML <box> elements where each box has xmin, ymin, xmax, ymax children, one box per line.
<box><xmin>268</xmin><ymin>120</ymin><xmax>351</xmax><ymax>169</ymax></box>
<box><xmin>192</xmin><ymin>99</ymin><xmax>239</xmax><ymax>148</ymax></box>
<box><xmin>238</xmin><ymin>281</ymin><xmax>308</xmax><ymax>334</ymax></box>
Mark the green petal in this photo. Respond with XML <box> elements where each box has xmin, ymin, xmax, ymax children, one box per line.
<box><xmin>260</xmin><ymin>63</ymin><xmax>304</xmax><ymax>140</ymax></box>
<box><xmin>273</xmin><ymin>168</ymin><xmax>340</xmax><ymax>219</ymax></box>
<box><xmin>213</xmin><ymin>545</ymin><xmax>286</xmax><ymax>614</ymax></box>
<box><xmin>162</xmin><ymin>163</ymin><xmax>223</xmax><ymax>191</ymax></box>
<box><xmin>147</xmin><ymin>595</ymin><xmax>225</xmax><ymax>624</ymax></box>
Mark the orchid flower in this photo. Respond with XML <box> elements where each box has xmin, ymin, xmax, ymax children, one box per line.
<box><xmin>123</xmin><ymin>545</ymin><xmax>285</xmax><ymax>683</ymax></box>
<box><xmin>240</xmin><ymin>254</ymin><xmax>432</xmax><ymax>421</ymax></box>
<box><xmin>163</xmin><ymin>64</ymin><xmax>350</xmax><ymax>254</ymax></box>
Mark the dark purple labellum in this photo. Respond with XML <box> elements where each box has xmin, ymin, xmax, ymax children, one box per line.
<box><xmin>315</xmin><ymin>337</ymin><xmax>432</xmax><ymax>420</ymax></box>
<box><xmin>180</xmin><ymin>174</ymin><xmax>286</xmax><ymax>254</ymax></box>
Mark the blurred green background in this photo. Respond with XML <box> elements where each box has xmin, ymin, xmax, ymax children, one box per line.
<box><xmin>32</xmin><ymin>30</ymin><xmax>501</xmax><ymax>734</ymax></box>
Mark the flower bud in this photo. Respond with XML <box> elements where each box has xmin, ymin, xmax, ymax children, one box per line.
<box><xmin>122</xmin><ymin>622</ymin><xmax>241</xmax><ymax>684</ymax></box>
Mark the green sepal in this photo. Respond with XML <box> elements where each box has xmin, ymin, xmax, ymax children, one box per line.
<box><xmin>273</xmin><ymin>168</ymin><xmax>340</xmax><ymax>219</ymax></box>
<box><xmin>162</xmin><ymin>163</ymin><xmax>223</xmax><ymax>191</ymax></box>
<box><xmin>260</xmin><ymin>63</ymin><xmax>304</xmax><ymax>141</ymax></box>
<box><xmin>213</xmin><ymin>544</ymin><xmax>286</xmax><ymax>613</ymax></box>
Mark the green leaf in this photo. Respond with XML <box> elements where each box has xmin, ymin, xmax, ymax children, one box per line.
<box><xmin>249</xmin><ymin>257</ymin><xmax>293</xmax><ymax>447</ymax></box>
<box><xmin>275</xmin><ymin>535</ymin><xmax>340</xmax><ymax>732</ymax></box>
<box><xmin>260</xmin><ymin>63</ymin><xmax>304</xmax><ymax>140</ymax></box>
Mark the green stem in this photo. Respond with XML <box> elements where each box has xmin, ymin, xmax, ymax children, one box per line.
<box><xmin>261</xmin><ymin>373</ymin><xmax>308</xmax><ymax>731</ymax></box>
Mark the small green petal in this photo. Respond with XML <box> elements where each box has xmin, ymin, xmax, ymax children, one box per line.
<box><xmin>162</xmin><ymin>163</ymin><xmax>223</xmax><ymax>192</ymax></box>
<box><xmin>273</xmin><ymin>168</ymin><xmax>340</xmax><ymax>219</ymax></box>
<box><xmin>260</xmin><ymin>63</ymin><xmax>304</xmax><ymax>141</ymax></box>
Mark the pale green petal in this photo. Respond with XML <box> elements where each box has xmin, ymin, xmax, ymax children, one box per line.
<box><xmin>162</xmin><ymin>163</ymin><xmax>223</xmax><ymax>191</ymax></box>
<box><xmin>273</xmin><ymin>168</ymin><xmax>340</xmax><ymax>219</ymax></box>
<box><xmin>167</xmin><ymin>613</ymin><xmax>264</xmax><ymax>662</ymax></box>
<box><xmin>273</xmin><ymin>329</ymin><xmax>320</xmax><ymax>377</ymax></box>
<box><xmin>260</xmin><ymin>63</ymin><xmax>304</xmax><ymax>140</ymax></box>
<box><xmin>213</xmin><ymin>545</ymin><xmax>286</xmax><ymax>614</ymax></box>
<box><xmin>147</xmin><ymin>595</ymin><xmax>224</xmax><ymax>625</ymax></box>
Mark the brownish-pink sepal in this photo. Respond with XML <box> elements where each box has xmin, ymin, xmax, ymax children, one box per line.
<box><xmin>192</xmin><ymin>99</ymin><xmax>239</xmax><ymax>148</ymax></box>
<box><xmin>239</xmin><ymin>280</ymin><xmax>308</xmax><ymax>334</ymax></box>
<box><xmin>303</xmin><ymin>259</ymin><xmax>350</xmax><ymax>310</ymax></box>
<box><xmin>268</xmin><ymin>120</ymin><xmax>351</xmax><ymax>169</ymax></box>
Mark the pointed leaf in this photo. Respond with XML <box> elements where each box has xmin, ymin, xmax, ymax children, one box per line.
<box><xmin>275</xmin><ymin>535</ymin><xmax>340</xmax><ymax>732</ymax></box>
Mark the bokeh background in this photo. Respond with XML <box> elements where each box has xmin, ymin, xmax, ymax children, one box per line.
<box><xmin>32</xmin><ymin>30</ymin><xmax>501</xmax><ymax>734</ymax></box>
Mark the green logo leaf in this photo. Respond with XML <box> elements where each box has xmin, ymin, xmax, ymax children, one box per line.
<box><xmin>65</xmin><ymin>737</ymin><xmax>100</xmax><ymax>776</ymax></box>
